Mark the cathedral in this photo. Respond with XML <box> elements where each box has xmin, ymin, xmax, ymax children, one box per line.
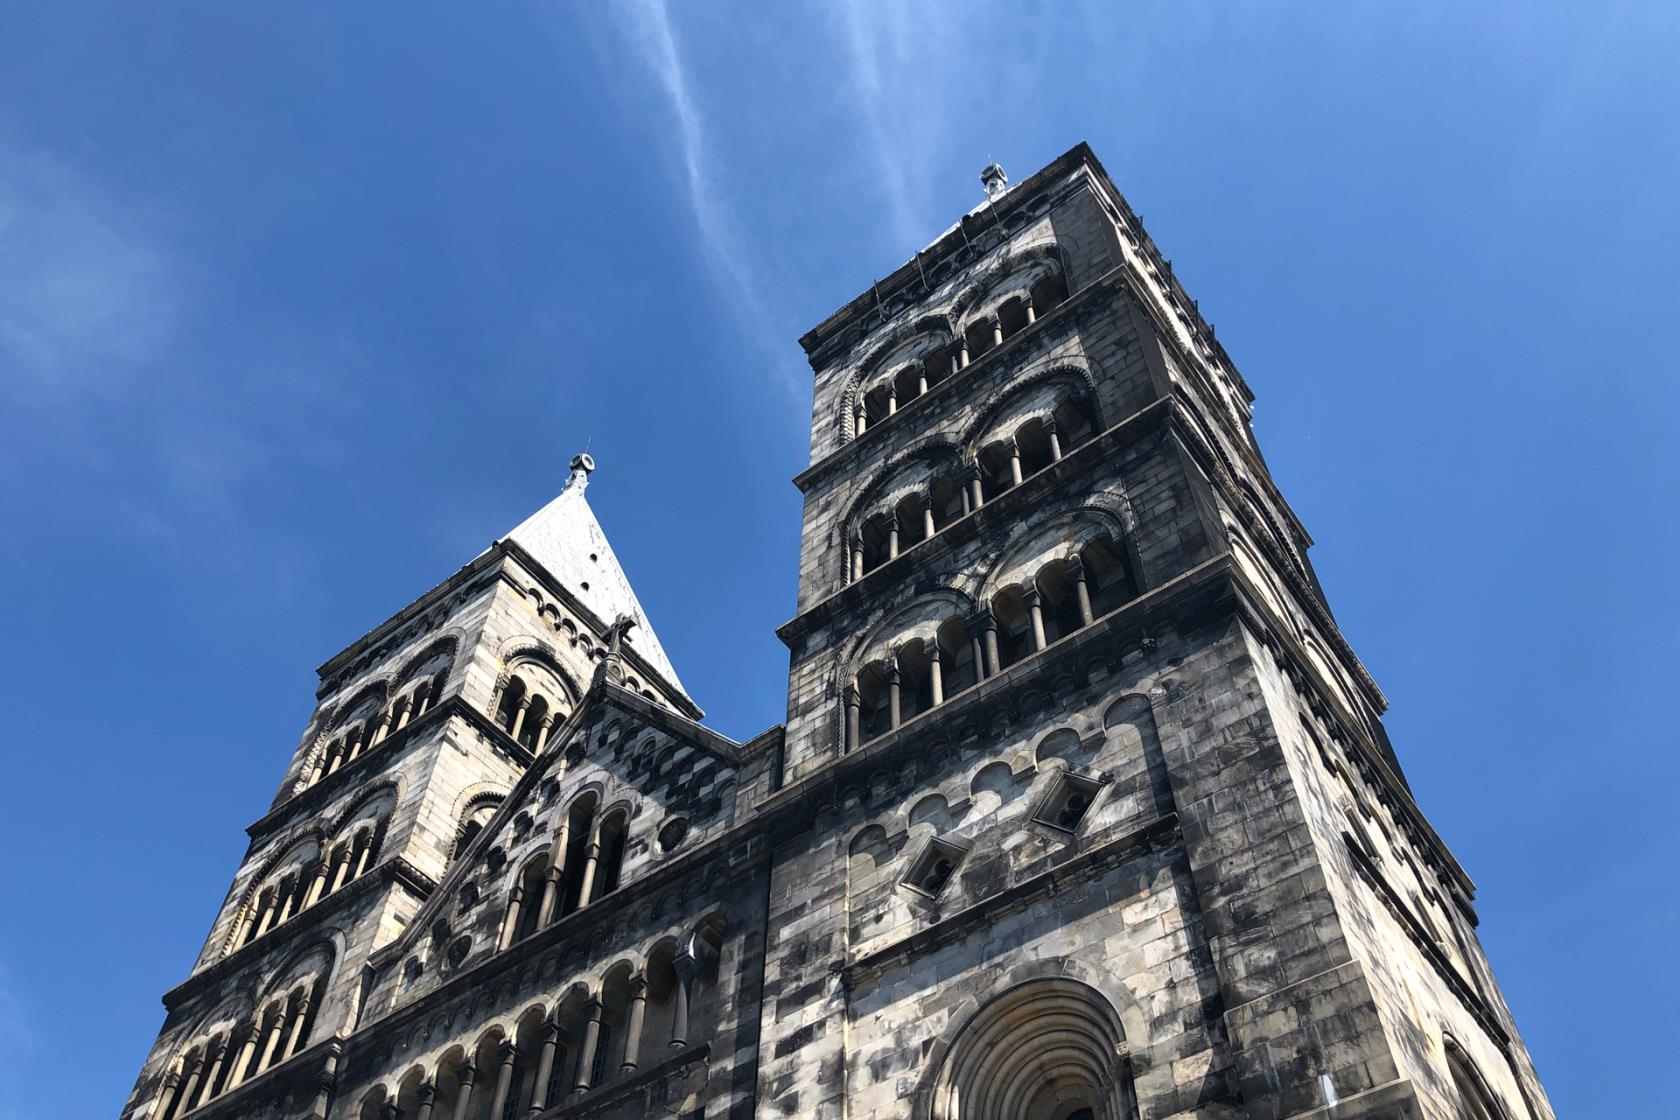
<box><xmin>121</xmin><ymin>144</ymin><xmax>1552</xmax><ymax>1120</ymax></box>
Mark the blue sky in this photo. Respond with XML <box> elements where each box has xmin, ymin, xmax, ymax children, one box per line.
<box><xmin>2</xmin><ymin>3</ymin><xmax>1675</xmax><ymax>1117</ymax></box>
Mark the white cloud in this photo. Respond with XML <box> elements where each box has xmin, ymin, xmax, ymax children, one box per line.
<box><xmin>596</xmin><ymin>0</ymin><xmax>803</xmax><ymax>404</ymax></box>
<box><xmin>0</xmin><ymin>141</ymin><xmax>187</xmax><ymax>400</ymax></box>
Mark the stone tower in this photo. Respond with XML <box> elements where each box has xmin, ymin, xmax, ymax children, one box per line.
<box><xmin>121</xmin><ymin>144</ymin><xmax>1552</xmax><ymax>1120</ymax></box>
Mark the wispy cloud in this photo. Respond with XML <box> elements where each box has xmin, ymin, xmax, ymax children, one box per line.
<box><xmin>830</xmin><ymin>0</ymin><xmax>929</xmax><ymax>251</ymax></box>
<box><xmin>0</xmin><ymin>140</ymin><xmax>188</xmax><ymax>401</ymax></box>
<box><xmin>595</xmin><ymin>0</ymin><xmax>802</xmax><ymax>403</ymax></box>
<box><xmin>0</xmin><ymin>966</ymin><xmax>33</xmax><ymax>1120</ymax></box>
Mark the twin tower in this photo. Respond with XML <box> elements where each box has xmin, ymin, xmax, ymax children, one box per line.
<box><xmin>123</xmin><ymin>144</ymin><xmax>1552</xmax><ymax>1120</ymax></box>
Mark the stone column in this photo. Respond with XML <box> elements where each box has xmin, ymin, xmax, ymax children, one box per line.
<box><xmin>305</xmin><ymin>858</ymin><xmax>332</xmax><ymax>907</ymax></box>
<box><xmin>918</xmin><ymin>492</ymin><xmax>935</xmax><ymax>540</ymax></box>
<box><xmin>498</xmin><ymin>886</ymin><xmax>527</xmax><ymax>951</ymax></box>
<box><xmin>310</xmin><ymin>1049</ymin><xmax>340</xmax><ymax>1120</ymax></box>
<box><xmin>533</xmin><ymin>714</ymin><xmax>555</xmax><ymax>752</ymax></box>
<box><xmin>151</xmin><ymin>1066</ymin><xmax>183</xmax><ymax>1120</ymax></box>
<box><xmin>575</xmin><ymin>833</ymin><xmax>603</xmax><ymax>910</ymax></box>
<box><xmin>886</xmin><ymin>515</ymin><xmax>899</xmax><ymax>560</ymax></box>
<box><xmin>346</xmin><ymin>724</ymin><xmax>366</xmax><ymax>762</ymax></box>
<box><xmin>957</xmin><ymin>336</ymin><xmax>970</xmax><ymax>369</ymax></box>
<box><xmin>970</xmin><ymin>629</ymin><xmax>986</xmax><ymax>683</ymax></box>
<box><xmin>1045</xmin><ymin>417</ymin><xmax>1062</xmax><ymax>461</ymax></box>
<box><xmin>844</xmin><ymin>684</ymin><xmax>860</xmax><ymax>753</ymax></box>
<box><xmin>620</xmin><ymin>977</ymin><xmax>649</xmax><ymax>1074</ymax></box>
<box><xmin>1023</xmin><ymin>586</ymin><xmax>1047</xmax><ymax>651</ymax></box>
<box><xmin>450</xmin><ymin>1064</ymin><xmax>476</xmax><ymax>1120</ymax></box>
<box><xmin>381</xmin><ymin>1104</ymin><xmax>405</xmax><ymax>1120</ymax></box>
<box><xmin>989</xmin><ymin>315</ymin><xmax>1003</xmax><ymax>348</ymax></box>
<box><xmin>488</xmin><ymin>1040</ymin><xmax>518</xmax><ymax>1117</ymax></box>
<box><xmin>233</xmin><ymin>903</ymin><xmax>258</xmax><ymax>948</ymax></box>
<box><xmin>1025</xmin><ymin>294</ymin><xmax>1037</xmax><ymax>324</ymax></box>
<box><xmin>670</xmin><ymin>957</ymin><xmax>697</xmax><ymax>1049</ymax></box>
<box><xmin>1068</xmin><ymin>555</ymin><xmax>1094</xmax><ymax>626</ymax></box>
<box><xmin>325</xmin><ymin>743</ymin><xmax>343</xmax><ymax>776</ymax></box>
<box><xmin>572</xmin><ymin>1000</ymin><xmax>604</xmax><ymax>1094</ymax></box>
<box><xmin>227</xmin><ymin>1027</ymin><xmax>259</xmax><ymax>1089</ymax></box>
<box><xmin>854</xmin><ymin>402</ymin><xmax>867</xmax><ymax>436</ymax></box>
<box><xmin>886</xmin><ymin>659</ymin><xmax>901</xmax><ymax>729</ymax></box>
<box><xmin>195</xmin><ymin>1037</ymin><xmax>227</xmax><ymax>1107</ymax></box>
<box><xmin>851</xmin><ymin>532</ymin><xmax>865</xmax><ymax>581</ymax></box>
<box><xmin>353</xmin><ymin>830</ymin><xmax>375</xmax><ymax>879</ymax></box>
<box><xmin>253</xmin><ymin>889</ymin><xmax>278</xmax><ymax>939</ymax></box>
<box><xmin>413</xmin><ymin>680</ymin><xmax>433</xmax><ymax>718</ymax></box>
<box><xmin>414</xmin><ymin>1083</ymin><xmax>438</xmax><ymax>1120</ymax></box>
<box><xmin>966</xmin><ymin>462</ymin><xmax>985</xmax><ymax>510</ymax></box>
<box><xmin>916</xmin><ymin>360</ymin><xmax>929</xmax><ymax>396</ymax></box>
<box><xmin>886</xmin><ymin>385</ymin><xmax>897</xmax><ymax>416</ymax></box>
<box><xmin>509</xmin><ymin>697</ymin><xmax>532</xmax><ymax>743</ymax></box>
<box><xmin>328</xmin><ymin>844</ymin><xmax>352</xmax><ymax>893</ymax></box>
<box><xmin>528</xmin><ymin>1020</ymin><xmax>562</xmax><ymax>1116</ymax></box>
<box><xmin>980</xmin><ymin>610</ymin><xmax>1001</xmax><ymax>677</ymax></box>
<box><xmin>275</xmin><ymin>874</ymin><xmax>300</xmax><ymax>925</ymax></box>
<box><xmin>928</xmin><ymin>644</ymin><xmax>944</xmax><ymax>707</ymax></box>
<box><xmin>536</xmin><ymin>822</ymin><xmax>570</xmax><ymax>928</ymax></box>
<box><xmin>1008</xmin><ymin>437</ymin><xmax>1023</xmax><ymax>486</ymax></box>
<box><xmin>370</xmin><ymin>709</ymin><xmax>393</xmax><ymax>747</ymax></box>
<box><xmin>393</xmin><ymin>695</ymin><xmax>413</xmax><ymax>731</ymax></box>
<box><xmin>306</xmin><ymin>750</ymin><xmax>327</xmax><ymax>786</ymax></box>
<box><xmin>256</xmin><ymin>1006</ymin><xmax>286</xmax><ymax>1072</ymax></box>
<box><xmin>174</xmin><ymin>1055</ymin><xmax>203</xmax><ymax>1118</ymax></box>
<box><xmin>284</xmin><ymin>992</ymin><xmax>312</xmax><ymax>1057</ymax></box>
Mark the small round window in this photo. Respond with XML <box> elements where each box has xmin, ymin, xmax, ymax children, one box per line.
<box><xmin>658</xmin><ymin>818</ymin><xmax>689</xmax><ymax>854</ymax></box>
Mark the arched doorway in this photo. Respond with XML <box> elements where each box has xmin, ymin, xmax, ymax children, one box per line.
<box><xmin>929</xmin><ymin>978</ymin><xmax>1135</xmax><ymax>1120</ymax></box>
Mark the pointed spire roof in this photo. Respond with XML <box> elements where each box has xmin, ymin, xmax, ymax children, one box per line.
<box><xmin>498</xmin><ymin>453</ymin><xmax>688</xmax><ymax>698</ymax></box>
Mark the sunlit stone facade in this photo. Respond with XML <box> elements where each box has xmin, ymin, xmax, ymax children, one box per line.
<box><xmin>123</xmin><ymin>144</ymin><xmax>1551</xmax><ymax>1120</ymax></box>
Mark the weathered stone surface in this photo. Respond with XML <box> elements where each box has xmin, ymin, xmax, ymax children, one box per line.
<box><xmin>121</xmin><ymin>143</ymin><xmax>1550</xmax><ymax>1120</ymax></box>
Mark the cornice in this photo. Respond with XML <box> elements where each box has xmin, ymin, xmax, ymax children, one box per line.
<box><xmin>778</xmin><ymin>395</ymin><xmax>1176</xmax><ymax>645</ymax></box>
<box><xmin>165</xmin><ymin>857</ymin><xmax>437</xmax><ymax>1011</ymax></box>
<box><xmin>248</xmin><ymin>698</ymin><xmax>456</xmax><ymax>839</ymax></box>
<box><xmin>766</xmin><ymin>556</ymin><xmax>1237</xmax><ymax>824</ymax></box>
<box><xmin>800</xmin><ymin>142</ymin><xmax>1099</xmax><ymax>360</ymax></box>
<box><xmin>316</xmin><ymin>552</ymin><xmax>500</xmax><ymax>691</ymax></box>
<box><xmin>791</xmin><ymin>267</ymin><xmax>1108</xmax><ymax>493</ymax></box>
<box><xmin>164</xmin><ymin>1036</ymin><xmax>340</xmax><ymax>1120</ymax></box>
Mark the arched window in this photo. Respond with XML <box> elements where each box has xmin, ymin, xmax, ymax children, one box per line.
<box><xmin>495</xmin><ymin>676</ymin><xmax>528</xmax><ymax>734</ymax></box>
<box><xmin>930</xmin><ymin>978</ymin><xmax>1134</xmax><ymax>1120</ymax></box>
<box><xmin>1445</xmin><ymin>1038</ymin><xmax>1506</xmax><ymax>1120</ymax></box>
<box><xmin>557</xmin><ymin>796</ymin><xmax>598</xmax><ymax>918</ymax></box>
<box><xmin>595</xmin><ymin>811</ymin><xmax>629</xmax><ymax>898</ymax></box>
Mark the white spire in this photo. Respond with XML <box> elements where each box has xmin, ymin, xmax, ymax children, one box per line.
<box><xmin>498</xmin><ymin>452</ymin><xmax>687</xmax><ymax>697</ymax></box>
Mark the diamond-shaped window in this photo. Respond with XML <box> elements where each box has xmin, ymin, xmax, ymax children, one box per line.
<box><xmin>1034</xmin><ymin>771</ymin><xmax>1103</xmax><ymax>833</ymax></box>
<box><xmin>902</xmin><ymin>837</ymin><xmax>966</xmax><ymax>899</ymax></box>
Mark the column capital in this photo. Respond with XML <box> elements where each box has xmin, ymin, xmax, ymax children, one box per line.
<box><xmin>843</xmin><ymin>682</ymin><xmax>859</xmax><ymax>704</ymax></box>
<box><xmin>541</xmin><ymin>1018</ymin><xmax>565</xmax><ymax>1042</ymax></box>
<box><xmin>674</xmin><ymin>952</ymin><xmax>702</xmax><ymax>981</ymax></box>
<box><xmin>516</xmin><ymin>696</ymin><xmax>533</xmax><ymax>711</ymax></box>
<box><xmin>497</xmin><ymin>1038</ymin><xmax>519</xmax><ymax>1064</ymax></box>
<box><xmin>1065</xmin><ymin>553</ymin><xmax>1086</xmax><ymax>579</ymax></box>
<box><xmin>628</xmin><ymin>975</ymin><xmax>649</xmax><ymax>999</ymax></box>
<box><xmin>926</xmin><ymin>641</ymin><xmax>942</xmax><ymax>663</ymax></box>
<box><xmin>971</xmin><ymin>607</ymin><xmax>998</xmax><ymax>631</ymax></box>
<box><xmin>910</xmin><ymin>491</ymin><xmax>933</xmax><ymax>510</ymax></box>
<box><xmin>1020</xmin><ymin>584</ymin><xmax>1041</xmax><ymax>607</ymax></box>
<box><xmin>418</xmin><ymin>1083</ymin><xmax>438</xmax><ymax>1105</ymax></box>
<box><xmin>457</xmin><ymin>1062</ymin><xmax>477</xmax><ymax>1086</ymax></box>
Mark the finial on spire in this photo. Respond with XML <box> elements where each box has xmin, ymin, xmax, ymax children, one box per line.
<box><xmin>980</xmin><ymin>162</ymin><xmax>1008</xmax><ymax>200</ymax></box>
<box><xmin>566</xmin><ymin>451</ymin><xmax>596</xmax><ymax>493</ymax></box>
